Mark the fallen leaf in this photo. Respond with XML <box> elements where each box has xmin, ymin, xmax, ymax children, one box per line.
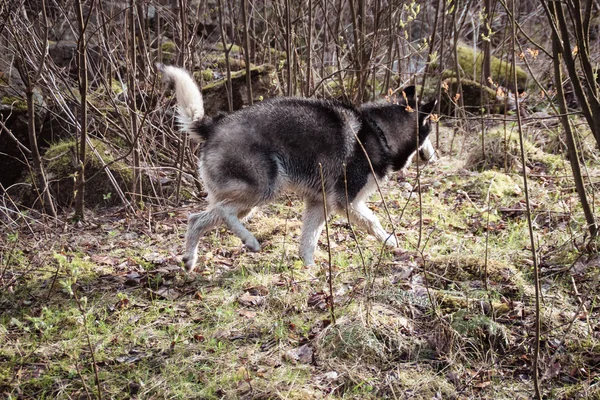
<box><xmin>148</xmin><ymin>287</ymin><xmax>181</xmax><ymax>300</ymax></box>
<box><xmin>143</xmin><ymin>252</ymin><xmax>166</xmax><ymax>265</ymax></box>
<box><xmin>285</xmin><ymin>344</ymin><xmax>313</xmax><ymax>364</ymax></box>
<box><xmin>308</xmin><ymin>292</ymin><xmax>329</xmax><ymax>310</ymax></box>
<box><xmin>91</xmin><ymin>254</ymin><xmax>119</xmax><ymax>266</ymax></box>
<box><xmin>474</xmin><ymin>381</ymin><xmax>492</xmax><ymax>389</ymax></box>
<box><xmin>238</xmin><ymin>309</ymin><xmax>257</xmax><ymax>319</ymax></box>
<box><xmin>244</xmin><ymin>285</ymin><xmax>269</xmax><ymax>296</ymax></box>
<box><xmin>238</xmin><ymin>291</ymin><xmax>264</xmax><ymax>307</ymax></box>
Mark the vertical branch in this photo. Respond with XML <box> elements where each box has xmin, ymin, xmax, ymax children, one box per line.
<box><xmin>128</xmin><ymin>0</ymin><xmax>142</xmax><ymax>205</ymax></box>
<box><xmin>305</xmin><ymin>0</ymin><xmax>313</xmax><ymax>97</ymax></box>
<box><xmin>418</xmin><ymin>0</ymin><xmax>441</xmax><ymax>100</ymax></box>
<box><xmin>178</xmin><ymin>0</ymin><xmax>189</xmax><ymax>68</ymax></box>
<box><xmin>284</xmin><ymin>0</ymin><xmax>293</xmax><ymax>96</ymax></box>
<box><xmin>549</xmin><ymin>3</ymin><xmax>598</xmax><ymax>238</ymax></box>
<box><xmin>241</xmin><ymin>0</ymin><xmax>253</xmax><ymax>104</ymax></box>
<box><xmin>510</xmin><ymin>2</ymin><xmax>541</xmax><ymax>398</ymax></box>
<box><xmin>319</xmin><ymin>163</ymin><xmax>336</xmax><ymax>325</ymax></box>
<box><xmin>217</xmin><ymin>0</ymin><xmax>234</xmax><ymax>111</ymax></box>
<box><xmin>174</xmin><ymin>0</ymin><xmax>191</xmax><ymax>204</ymax></box>
<box><xmin>73</xmin><ymin>0</ymin><xmax>90</xmax><ymax>219</ymax></box>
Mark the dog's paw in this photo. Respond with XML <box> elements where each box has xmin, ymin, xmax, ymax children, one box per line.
<box><xmin>244</xmin><ymin>237</ymin><xmax>261</xmax><ymax>252</ymax></box>
<box><xmin>384</xmin><ymin>234</ymin><xmax>399</xmax><ymax>248</ymax></box>
<box><xmin>182</xmin><ymin>253</ymin><xmax>198</xmax><ymax>273</ymax></box>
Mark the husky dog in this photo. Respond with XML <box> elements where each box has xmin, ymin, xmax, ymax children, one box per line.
<box><xmin>158</xmin><ymin>64</ymin><xmax>437</xmax><ymax>272</ymax></box>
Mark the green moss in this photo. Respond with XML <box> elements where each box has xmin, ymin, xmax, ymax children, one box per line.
<box><xmin>451</xmin><ymin>309</ymin><xmax>510</xmax><ymax>351</ymax></box>
<box><xmin>201</xmin><ymin>64</ymin><xmax>271</xmax><ymax>91</ymax></box>
<box><xmin>2</xmin><ymin>95</ymin><xmax>28</xmax><ymax>112</ymax></box>
<box><xmin>464</xmin><ymin>170</ymin><xmax>522</xmax><ymax>199</ymax></box>
<box><xmin>204</xmin><ymin>52</ymin><xmax>247</xmax><ymax>71</ymax></box>
<box><xmin>429</xmin><ymin>254</ymin><xmax>523</xmax><ymax>286</ymax></box>
<box><xmin>214</xmin><ymin>42</ymin><xmax>242</xmax><ymax>54</ymax></box>
<box><xmin>42</xmin><ymin>138</ymin><xmax>134</xmax><ymax>206</ymax></box>
<box><xmin>450</xmin><ymin>44</ymin><xmax>528</xmax><ymax>91</ymax></box>
<box><xmin>161</xmin><ymin>41</ymin><xmax>177</xmax><ymax>64</ymax></box>
<box><xmin>110</xmin><ymin>78</ymin><xmax>124</xmax><ymax>95</ymax></box>
<box><xmin>201</xmin><ymin>69</ymin><xmax>213</xmax><ymax>82</ymax></box>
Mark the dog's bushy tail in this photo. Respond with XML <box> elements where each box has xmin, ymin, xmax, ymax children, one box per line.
<box><xmin>157</xmin><ymin>63</ymin><xmax>205</xmax><ymax>142</ymax></box>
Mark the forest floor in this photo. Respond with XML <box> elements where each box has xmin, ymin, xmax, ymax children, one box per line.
<box><xmin>1</xmin><ymin>123</ymin><xmax>600</xmax><ymax>399</ymax></box>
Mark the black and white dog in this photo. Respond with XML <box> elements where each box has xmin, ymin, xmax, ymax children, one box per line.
<box><xmin>158</xmin><ymin>64</ymin><xmax>437</xmax><ymax>272</ymax></box>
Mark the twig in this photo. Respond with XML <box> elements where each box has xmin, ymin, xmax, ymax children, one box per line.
<box><xmin>319</xmin><ymin>163</ymin><xmax>335</xmax><ymax>325</ymax></box>
<box><xmin>510</xmin><ymin>2</ymin><xmax>541</xmax><ymax>397</ymax></box>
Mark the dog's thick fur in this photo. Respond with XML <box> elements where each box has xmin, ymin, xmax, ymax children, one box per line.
<box><xmin>158</xmin><ymin>64</ymin><xmax>437</xmax><ymax>272</ymax></box>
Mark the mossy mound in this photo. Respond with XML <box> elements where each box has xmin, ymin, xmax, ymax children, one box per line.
<box><xmin>448</xmin><ymin>44</ymin><xmax>528</xmax><ymax>92</ymax></box>
<box><xmin>450</xmin><ymin>309</ymin><xmax>511</xmax><ymax>353</ymax></box>
<box><xmin>16</xmin><ymin>139</ymin><xmax>140</xmax><ymax>208</ymax></box>
<box><xmin>427</xmin><ymin>254</ymin><xmax>523</xmax><ymax>287</ymax></box>
<box><xmin>462</xmin><ymin>170</ymin><xmax>522</xmax><ymax>199</ymax></box>
<box><xmin>465</xmin><ymin>128</ymin><xmax>566</xmax><ymax>173</ymax></box>
<box><xmin>47</xmin><ymin>139</ymin><xmax>136</xmax><ymax>207</ymax></box>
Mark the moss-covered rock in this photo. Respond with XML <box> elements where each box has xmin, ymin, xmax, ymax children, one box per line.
<box><xmin>448</xmin><ymin>44</ymin><xmax>528</xmax><ymax>92</ymax></box>
<box><xmin>160</xmin><ymin>40</ymin><xmax>177</xmax><ymax>64</ymax></box>
<box><xmin>15</xmin><ymin>139</ymin><xmax>141</xmax><ymax>208</ymax></box>
<box><xmin>198</xmin><ymin>64</ymin><xmax>279</xmax><ymax>114</ymax></box>
<box><xmin>48</xmin><ymin>139</ymin><xmax>135</xmax><ymax>206</ymax></box>
<box><xmin>1</xmin><ymin>96</ymin><xmax>28</xmax><ymax>112</ymax></box>
<box><xmin>440</xmin><ymin>77</ymin><xmax>502</xmax><ymax>114</ymax></box>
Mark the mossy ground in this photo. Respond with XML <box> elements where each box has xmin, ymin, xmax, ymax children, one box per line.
<box><xmin>1</xmin><ymin>120</ymin><xmax>599</xmax><ymax>399</ymax></box>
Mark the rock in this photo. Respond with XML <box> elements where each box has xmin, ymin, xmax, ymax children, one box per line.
<box><xmin>441</xmin><ymin>78</ymin><xmax>503</xmax><ymax>115</ymax></box>
<box><xmin>197</xmin><ymin>64</ymin><xmax>279</xmax><ymax>115</ymax></box>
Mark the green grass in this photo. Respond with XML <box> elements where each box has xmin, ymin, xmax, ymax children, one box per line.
<box><xmin>2</xmin><ymin>122</ymin><xmax>600</xmax><ymax>399</ymax></box>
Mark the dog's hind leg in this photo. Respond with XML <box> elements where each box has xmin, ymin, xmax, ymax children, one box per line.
<box><xmin>216</xmin><ymin>204</ymin><xmax>261</xmax><ymax>252</ymax></box>
<box><xmin>183</xmin><ymin>209</ymin><xmax>222</xmax><ymax>272</ymax></box>
<box><xmin>299</xmin><ymin>200</ymin><xmax>327</xmax><ymax>266</ymax></box>
<box><xmin>347</xmin><ymin>201</ymin><xmax>399</xmax><ymax>248</ymax></box>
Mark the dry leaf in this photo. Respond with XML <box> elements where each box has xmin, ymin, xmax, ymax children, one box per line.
<box><xmin>148</xmin><ymin>287</ymin><xmax>181</xmax><ymax>300</ymax></box>
<box><xmin>238</xmin><ymin>309</ymin><xmax>257</xmax><ymax>319</ymax></box>
<box><xmin>285</xmin><ymin>344</ymin><xmax>314</xmax><ymax>364</ymax></box>
<box><xmin>238</xmin><ymin>291</ymin><xmax>264</xmax><ymax>306</ymax></box>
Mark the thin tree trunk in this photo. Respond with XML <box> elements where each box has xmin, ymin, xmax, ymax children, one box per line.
<box><xmin>511</xmin><ymin>2</ymin><xmax>541</xmax><ymax>398</ymax></box>
<box><xmin>128</xmin><ymin>0</ymin><xmax>142</xmax><ymax>205</ymax></box>
<box><xmin>550</xmin><ymin>4</ymin><xmax>598</xmax><ymax>238</ymax></box>
<box><xmin>74</xmin><ymin>0</ymin><xmax>89</xmax><ymax>220</ymax></box>
<box><xmin>241</xmin><ymin>0</ymin><xmax>253</xmax><ymax>104</ymax></box>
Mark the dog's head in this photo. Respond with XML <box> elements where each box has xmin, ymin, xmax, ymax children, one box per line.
<box><xmin>361</xmin><ymin>87</ymin><xmax>437</xmax><ymax>170</ymax></box>
<box><xmin>415</xmin><ymin>98</ymin><xmax>437</xmax><ymax>163</ymax></box>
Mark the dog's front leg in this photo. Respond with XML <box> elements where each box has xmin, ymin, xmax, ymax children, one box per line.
<box><xmin>348</xmin><ymin>201</ymin><xmax>399</xmax><ymax>248</ymax></box>
<box><xmin>299</xmin><ymin>200</ymin><xmax>327</xmax><ymax>266</ymax></box>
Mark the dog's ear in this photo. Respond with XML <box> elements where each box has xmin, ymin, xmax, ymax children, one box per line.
<box><xmin>420</xmin><ymin>100</ymin><xmax>437</xmax><ymax>115</ymax></box>
<box><xmin>401</xmin><ymin>86</ymin><xmax>416</xmax><ymax>100</ymax></box>
<box><xmin>419</xmin><ymin>100</ymin><xmax>437</xmax><ymax>125</ymax></box>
